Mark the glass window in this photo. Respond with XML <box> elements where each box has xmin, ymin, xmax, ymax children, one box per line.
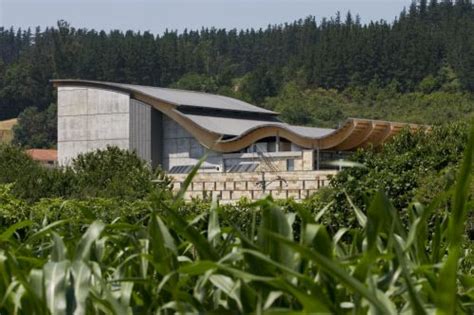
<box><xmin>255</xmin><ymin>142</ymin><xmax>268</xmax><ymax>152</ymax></box>
<box><xmin>279</xmin><ymin>141</ymin><xmax>291</xmax><ymax>151</ymax></box>
<box><xmin>286</xmin><ymin>159</ymin><xmax>295</xmax><ymax>171</ymax></box>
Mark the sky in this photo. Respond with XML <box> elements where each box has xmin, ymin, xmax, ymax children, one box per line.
<box><xmin>0</xmin><ymin>0</ymin><xmax>412</xmax><ymax>34</ymax></box>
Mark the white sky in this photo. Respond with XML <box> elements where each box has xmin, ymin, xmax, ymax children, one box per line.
<box><xmin>0</xmin><ymin>0</ymin><xmax>412</xmax><ymax>34</ymax></box>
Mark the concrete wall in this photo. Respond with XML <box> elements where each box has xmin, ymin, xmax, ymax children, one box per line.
<box><xmin>162</xmin><ymin>116</ymin><xmax>222</xmax><ymax>170</ymax></box>
<box><xmin>58</xmin><ymin>86</ymin><xmax>130</xmax><ymax>165</ymax></box>
<box><xmin>130</xmin><ymin>100</ymin><xmax>163</xmax><ymax>168</ymax></box>
<box><xmin>58</xmin><ymin>86</ymin><xmax>226</xmax><ymax>170</ymax></box>
<box><xmin>171</xmin><ymin>170</ymin><xmax>337</xmax><ymax>202</ymax></box>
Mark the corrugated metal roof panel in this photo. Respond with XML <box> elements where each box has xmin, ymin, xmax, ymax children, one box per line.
<box><xmin>184</xmin><ymin>114</ymin><xmax>283</xmax><ymax>136</ymax></box>
<box><xmin>285</xmin><ymin>125</ymin><xmax>334</xmax><ymax>138</ymax></box>
<box><xmin>53</xmin><ymin>80</ymin><xmax>277</xmax><ymax>115</ymax></box>
<box><xmin>184</xmin><ymin>114</ymin><xmax>335</xmax><ymax>139</ymax></box>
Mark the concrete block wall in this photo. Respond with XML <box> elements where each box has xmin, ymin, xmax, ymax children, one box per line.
<box><xmin>302</xmin><ymin>150</ymin><xmax>314</xmax><ymax>170</ymax></box>
<box><xmin>171</xmin><ymin>170</ymin><xmax>337</xmax><ymax>202</ymax></box>
<box><xmin>58</xmin><ymin>86</ymin><xmax>130</xmax><ymax>165</ymax></box>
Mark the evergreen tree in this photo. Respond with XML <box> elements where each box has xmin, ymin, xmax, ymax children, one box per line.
<box><xmin>0</xmin><ymin>0</ymin><xmax>472</xmax><ymax>124</ymax></box>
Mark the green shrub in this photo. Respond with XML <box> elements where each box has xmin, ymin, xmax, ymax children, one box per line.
<box><xmin>0</xmin><ymin>144</ymin><xmax>74</xmax><ymax>201</ymax></box>
<box><xmin>0</xmin><ymin>184</ymin><xmax>28</xmax><ymax>227</ymax></box>
<box><xmin>0</xmin><ymin>145</ymin><xmax>173</xmax><ymax>201</ymax></box>
<box><xmin>325</xmin><ymin>122</ymin><xmax>470</xmax><ymax>230</ymax></box>
<box><xmin>70</xmin><ymin>146</ymin><xmax>171</xmax><ymax>199</ymax></box>
<box><xmin>0</xmin><ymin>143</ymin><xmax>39</xmax><ymax>184</ymax></box>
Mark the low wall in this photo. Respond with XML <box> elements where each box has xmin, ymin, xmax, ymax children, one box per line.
<box><xmin>171</xmin><ymin>170</ymin><xmax>337</xmax><ymax>202</ymax></box>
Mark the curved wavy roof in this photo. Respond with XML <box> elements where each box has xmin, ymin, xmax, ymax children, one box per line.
<box><xmin>52</xmin><ymin>79</ymin><xmax>422</xmax><ymax>153</ymax></box>
<box><xmin>53</xmin><ymin>79</ymin><xmax>277</xmax><ymax>115</ymax></box>
<box><xmin>183</xmin><ymin>114</ymin><xmax>335</xmax><ymax>138</ymax></box>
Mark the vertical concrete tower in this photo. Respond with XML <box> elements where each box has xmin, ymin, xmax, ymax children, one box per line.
<box><xmin>57</xmin><ymin>85</ymin><xmax>162</xmax><ymax>166</ymax></box>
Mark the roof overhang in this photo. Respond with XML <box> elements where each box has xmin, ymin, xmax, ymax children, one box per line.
<box><xmin>51</xmin><ymin>79</ymin><xmax>279</xmax><ymax>116</ymax></box>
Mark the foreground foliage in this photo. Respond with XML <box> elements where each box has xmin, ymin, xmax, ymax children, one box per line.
<box><xmin>0</xmin><ymin>145</ymin><xmax>171</xmax><ymax>201</ymax></box>
<box><xmin>324</xmin><ymin>122</ymin><xmax>470</xmax><ymax>230</ymax></box>
<box><xmin>0</xmin><ymin>129</ymin><xmax>473</xmax><ymax>314</ymax></box>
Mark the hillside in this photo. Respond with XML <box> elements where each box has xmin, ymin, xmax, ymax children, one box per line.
<box><xmin>1</xmin><ymin>0</ymin><xmax>474</xmax><ymax>147</ymax></box>
<box><xmin>0</xmin><ymin>118</ymin><xmax>17</xmax><ymax>144</ymax></box>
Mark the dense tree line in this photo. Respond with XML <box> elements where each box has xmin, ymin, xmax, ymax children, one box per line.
<box><xmin>265</xmin><ymin>81</ymin><xmax>474</xmax><ymax>127</ymax></box>
<box><xmin>0</xmin><ymin>1</ymin><xmax>473</xmax><ymax>137</ymax></box>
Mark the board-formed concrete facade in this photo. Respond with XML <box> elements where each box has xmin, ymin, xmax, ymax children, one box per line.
<box><xmin>58</xmin><ymin>85</ymin><xmax>227</xmax><ymax>169</ymax></box>
<box><xmin>58</xmin><ymin>87</ymin><xmax>166</xmax><ymax>166</ymax></box>
<box><xmin>58</xmin><ymin>86</ymin><xmax>131</xmax><ymax>164</ymax></box>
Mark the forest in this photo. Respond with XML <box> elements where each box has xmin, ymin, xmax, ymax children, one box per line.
<box><xmin>1</xmin><ymin>1</ymin><xmax>474</xmax><ymax>146</ymax></box>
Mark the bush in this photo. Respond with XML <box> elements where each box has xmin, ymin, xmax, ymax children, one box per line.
<box><xmin>318</xmin><ymin>122</ymin><xmax>470</xmax><ymax>230</ymax></box>
<box><xmin>0</xmin><ymin>184</ymin><xmax>28</xmax><ymax>227</ymax></box>
<box><xmin>0</xmin><ymin>144</ymin><xmax>72</xmax><ymax>201</ymax></box>
<box><xmin>0</xmin><ymin>143</ymin><xmax>39</xmax><ymax>183</ymax></box>
<box><xmin>70</xmin><ymin>146</ymin><xmax>171</xmax><ymax>199</ymax></box>
<box><xmin>0</xmin><ymin>145</ymin><xmax>172</xmax><ymax>201</ymax></box>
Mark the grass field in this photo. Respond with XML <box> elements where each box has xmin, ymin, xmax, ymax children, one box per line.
<box><xmin>0</xmin><ymin>118</ymin><xmax>17</xmax><ymax>144</ymax></box>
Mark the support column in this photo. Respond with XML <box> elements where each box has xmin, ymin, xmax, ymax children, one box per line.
<box><xmin>302</xmin><ymin>150</ymin><xmax>314</xmax><ymax>171</ymax></box>
<box><xmin>316</xmin><ymin>147</ymin><xmax>320</xmax><ymax>170</ymax></box>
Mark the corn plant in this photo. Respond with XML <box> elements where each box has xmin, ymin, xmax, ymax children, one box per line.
<box><xmin>0</xmin><ymin>127</ymin><xmax>473</xmax><ymax>314</ymax></box>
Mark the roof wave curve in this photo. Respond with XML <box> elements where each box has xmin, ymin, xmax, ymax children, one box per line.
<box><xmin>52</xmin><ymin>79</ymin><xmax>422</xmax><ymax>153</ymax></box>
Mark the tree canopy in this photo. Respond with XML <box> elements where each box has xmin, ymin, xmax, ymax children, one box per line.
<box><xmin>1</xmin><ymin>1</ymin><xmax>474</xmax><ymax>147</ymax></box>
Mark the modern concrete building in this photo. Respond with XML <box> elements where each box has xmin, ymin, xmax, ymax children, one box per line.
<box><xmin>53</xmin><ymin>79</ymin><xmax>419</xmax><ymax>200</ymax></box>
